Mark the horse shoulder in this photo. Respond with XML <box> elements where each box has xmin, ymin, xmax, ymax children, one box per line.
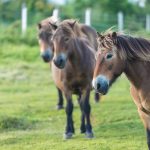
<box><xmin>51</xmin><ymin>62</ymin><xmax>64</xmax><ymax>91</ymax></box>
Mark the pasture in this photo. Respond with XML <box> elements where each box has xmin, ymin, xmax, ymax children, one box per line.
<box><xmin>0</xmin><ymin>42</ymin><xmax>147</xmax><ymax>150</ymax></box>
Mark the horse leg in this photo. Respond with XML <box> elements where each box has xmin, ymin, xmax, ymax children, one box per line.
<box><xmin>94</xmin><ymin>92</ymin><xmax>100</xmax><ymax>103</ymax></box>
<box><xmin>78</xmin><ymin>93</ymin><xmax>86</xmax><ymax>133</ymax></box>
<box><xmin>56</xmin><ymin>87</ymin><xmax>64</xmax><ymax>110</ymax></box>
<box><xmin>130</xmin><ymin>86</ymin><xmax>150</xmax><ymax>149</ymax></box>
<box><xmin>138</xmin><ymin>109</ymin><xmax>150</xmax><ymax>150</ymax></box>
<box><xmin>81</xmin><ymin>89</ymin><xmax>93</xmax><ymax>138</ymax></box>
<box><xmin>77</xmin><ymin>93</ymin><xmax>81</xmax><ymax>104</ymax></box>
<box><xmin>64</xmin><ymin>93</ymin><xmax>74</xmax><ymax>139</ymax></box>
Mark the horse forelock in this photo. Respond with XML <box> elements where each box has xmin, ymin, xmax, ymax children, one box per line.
<box><xmin>97</xmin><ymin>34</ymin><xmax>114</xmax><ymax>51</ymax></box>
<box><xmin>59</xmin><ymin>19</ymin><xmax>85</xmax><ymax>37</ymax></box>
<box><xmin>49</xmin><ymin>16</ymin><xmax>59</xmax><ymax>24</ymax></box>
<box><xmin>40</xmin><ymin>16</ymin><xmax>58</xmax><ymax>26</ymax></box>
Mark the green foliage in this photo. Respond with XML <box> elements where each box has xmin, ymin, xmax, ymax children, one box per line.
<box><xmin>71</xmin><ymin>0</ymin><xmax>144</xmax><ymax>15</ymax></box>
<box><xmin>71</xmin><ymin>0</ymin><xmax>95</xmax><ymax>10</ymax></box>
<box><xmin>124</xmin><ymin>15</ymin><xmax>145</xmax><ymax>31</ymax></box>
<box><xmin>0</xmin><ymin>0</ymin><xmax>21</xmax><ymax>22</ymax></box>
<box><xmin>0</xmin><ymin>21</ymin><xmax>38</xmax><ymax>46</ymax></box>
<box><xmin>66</xmin><ymin>0</ymin><xmax>149</xmax><ymax>31</ymax></box>
<box><xmin>1</xmin><ymin>0</ymin><xmax>150</xmax><ymax>34</ymax></box>
<box><xmin>0</xmin><ymin>0</ymin><xmax>54</xmax><ymax>24</ymax></box>
<box><xmin>145</xmin><ymin>0</ymin><xmax>150</xmax><ymax>13</ymax></box>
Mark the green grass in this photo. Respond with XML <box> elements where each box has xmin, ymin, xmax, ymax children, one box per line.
<box><xmin>0</xmin><ymin>43</ymin><xmax>147</xmax><ymax>150</ymax></box>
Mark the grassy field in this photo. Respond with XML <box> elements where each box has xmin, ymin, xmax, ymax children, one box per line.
<box><xmin>0</xmin><ymin>43</ymin><xmax>147</xmax><ymax>150</ymax></box>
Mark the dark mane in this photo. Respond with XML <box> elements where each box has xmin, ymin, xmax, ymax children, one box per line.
<box><xmin>116</xmin><ymin>35</ymin><xmax>150</xmax><ymax>61</ymax></box>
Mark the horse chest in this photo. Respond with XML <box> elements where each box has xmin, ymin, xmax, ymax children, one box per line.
<box><xmin>64</xmin><ymin>72</ymin><xmax>89</xmax><ymax>93</ymax></box>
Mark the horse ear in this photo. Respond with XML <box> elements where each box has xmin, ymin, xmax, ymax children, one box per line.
<box><xmin>112</xmin><ymin>32</ymin><xmax>117</xmax><ymax>39</ymax></box>
<box><xmin>68</xmin><ymin>20</ymin><xmax>76</xmax><ymax>28</ymax></box>
<box><xmin>49</xmin><ymin>22</ymin><xmax>58</xmax><ymax>30</ymax></box>
<box><xmin>97</xmin><ymin>32</ymin><xmax>104</xmax><ymax>40</ymax></box>
<box><xmin>97</xmin><ymin>32</ymin><xmax>101</xmax><ymax>37</ymax></box>
<box><xmin>38</xmin><ymin>23</ymin><xmax>42</xmax><ymax>29</ymax></box>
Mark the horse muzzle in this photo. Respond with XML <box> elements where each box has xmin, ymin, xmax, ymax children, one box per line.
<box><xmin>53</xmin><ymin>53</ymin><xmax>67</xmax><ymax>69</ymax></box>
<box><xmin>92</xmin><ymin>75</ymin><xmax>109</xmax><ymax>95</ymax></box>
<box><xmin>40</xmin><ymin>48</ymin><xmax>53</xmax><ymax>63</ymax></box>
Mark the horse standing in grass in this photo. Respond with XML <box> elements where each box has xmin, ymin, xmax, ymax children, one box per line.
<box><xmin>51</xmin><ymin>19</ymin><xmax>99</xmax><ymax>139</ymax></box>
<box><xmin>92</xmin><ymin>31</ymin><xmax>150</xmax><ymax>149</ymax></box>
<box><xmin>37</xmin><ymin>17</ymin><xmax>64</xmax><ymax>109</ymax></box>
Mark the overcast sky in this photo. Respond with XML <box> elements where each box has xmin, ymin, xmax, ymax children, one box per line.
<box><xmin>48</xmin><ymin>0</ymin><xmax>66</xmax><ymax>5</ymax></box>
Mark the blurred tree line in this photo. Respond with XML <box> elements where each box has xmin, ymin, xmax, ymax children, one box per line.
<box><xmin>62</xmin><ymin>0</ymin><xmax>150</xmax><ymax>18</ymax></box>
<box><xmin>59</xmin><ymin>0</ymin><xmax>150</xmax><ymax>31</ymax></box>
<box><xmin>0</xmin><ymin>0</ymin><xmax>54</xmax><ymax>23</ymax></box>
<box><xmin>1</xmin><ymin>0</ymin><xmax>150</xmax><ymax>23</ymax></box>
<box><xmin>0</xmin><ymin>0</ymin><xmax>150</xmax><ymax>31</ymax></box>
<box><xmin>0</xmin><ymin>0</ymin><xmax>150</xmax><ymax>45</ymax></box>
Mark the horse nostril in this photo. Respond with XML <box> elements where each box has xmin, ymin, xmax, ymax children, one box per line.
<box><xmin>96</xmin><ymin>83</ymin><xmax>101</xmax><ymax>90</ymax></box>
<box><xmin>53</xmin><ymin>54</ymin><xmax>66</xmax><ymax>69</ymax></box>
<box><xmin>41</xmin><ymin>54</ymin><xmax>50</xmax><ymax>62</ymax></box>
<box><xmin>59</xmin><ymin>58</ymin><xmax>63</xmax><ymax>65</ymax></box>
<box><xmin>53</xmin><ymin>58</ymin><xmax>64</xmax><ymax>67</ymax></box>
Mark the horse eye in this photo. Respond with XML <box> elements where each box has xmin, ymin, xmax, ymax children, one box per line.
<box><xmin>64</xmin><ymin>37</ymin><xmax>69</xmax><ymax>42</ymax></box>
<box><xmin>47</xmin><ymin>33</ymin><xmax>52</xmax><ymax>37</ymax></box>
<box><xmin>38</xmin><ymin>32</ymin><xmax>43</xmax><ymax>38</ymax></box>
<box><xmin>106</xmin><ymin>53</ymin><xmax>113</xmax><ymax>59</ymax></box>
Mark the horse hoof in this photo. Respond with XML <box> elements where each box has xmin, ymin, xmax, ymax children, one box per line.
<box><xmin>63</xmin><ymin>132</ymin><xmax>73</xmax><ymax>139</ymax></box>
<box><xmin>81</xmin><ymin>130</ymin><xmax>86</xmax><ymax>134</ymax></box>
<box><xmin>95</xmin><ymin>99</ymin><xmax>99</xmax><ymax>103</ymax></box>
<box><xmin>80</xmin><ymin>128</ymin><xmax>86</xmax><ymax>134</ymax></box>
<box><xmin>56</xmin><ymin>105</ymin><xmax>64</xmax><ymax>110</ymax></box>
<box><xmin>85</xmin><ymin>131</ymin><xmax>94</xmax><ymax>139</ymax></box>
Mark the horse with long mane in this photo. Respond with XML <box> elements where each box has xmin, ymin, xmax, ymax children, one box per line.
<box><xmin>92</xmin><ymin>31</ymin><xmax>150</xmax><ymax>149</ymax></box>
<box><xmin>37</xmin><ymin>16</ymin><xmax>64</xmax><ymax>109</ymax></box>
<box><xmin>51</xmin><ymin>19</ymin><xmax>99</xmax><ymax>139</ymax></box>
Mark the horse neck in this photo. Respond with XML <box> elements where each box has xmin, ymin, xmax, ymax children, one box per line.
<box><xmin>68</xmin><ymin>38</ymin><xmax>95</xmax><ymax>72</ymax></box>
<box><xmin>73</xmin><ymin>25</ymin><xmax>86</xmax><ymax>38</ymax></box>
<box><xmin>69</xmin><ymin>39</ymin><xmax>85</xmax><ymax>68</ymax></box>
<box><xmin>124</xmin><ymin>60</ymin><xmax>150</xmax><ymax>89</ymax></box>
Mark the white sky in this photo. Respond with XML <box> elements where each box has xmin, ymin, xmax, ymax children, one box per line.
<box><xmin>48</xmin><ymin>0</ymin><xmax>66</xmax><ymax>5</ymax></box>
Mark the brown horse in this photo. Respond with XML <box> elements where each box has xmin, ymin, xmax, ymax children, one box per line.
<box><xmin>37</xmin><ymin>16</ymin><xmax>64</xmax><ymax>109</ymax></box>
<box><xmin>51</xmin><ymin>19</ymin><xmax>98</xmax><ymax>139</ymax></box>
<box><xmin>92</xmin><ymin>31</ymin><xmax>150</xmax><ymax>149</ymax></box>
